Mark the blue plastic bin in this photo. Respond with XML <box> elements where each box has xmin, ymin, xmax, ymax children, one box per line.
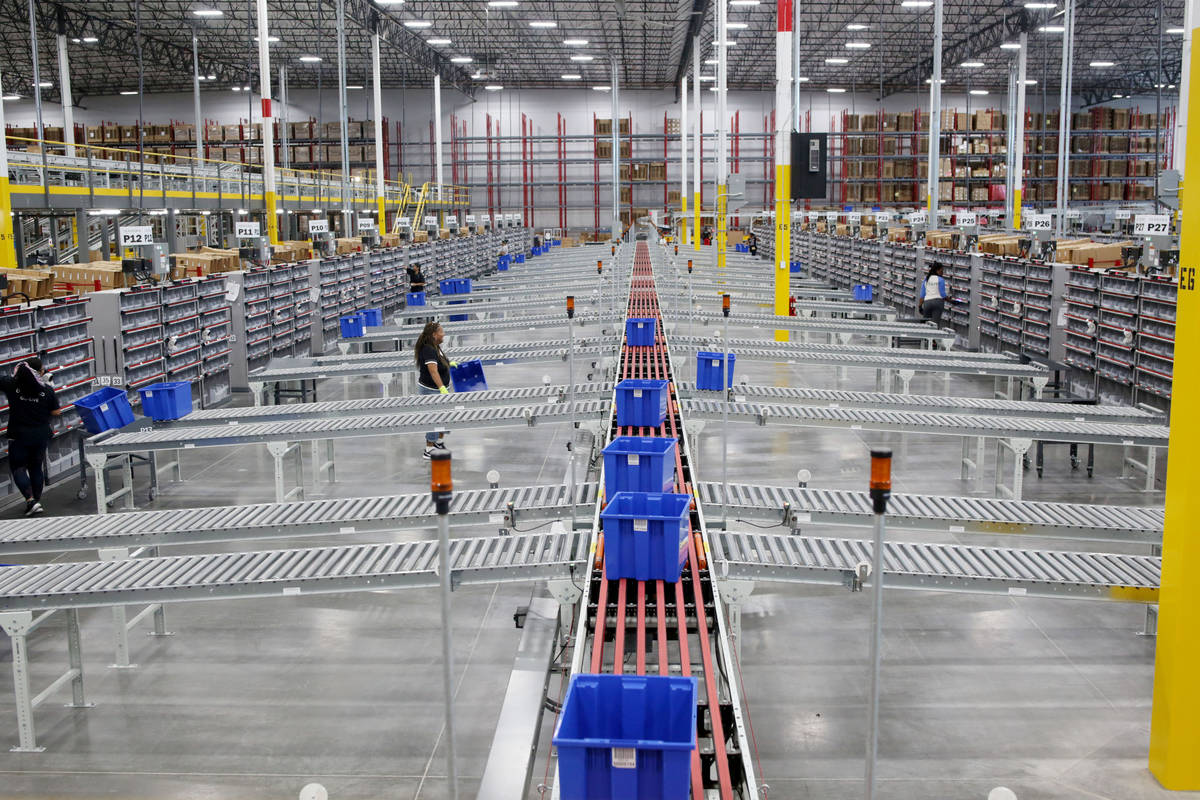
<box><xmin>137</xmin><ymin>381</ymin><xmax>193</xmax><ymax>421</ymax></box>
<box><xmin>614</xmin><ymin>379</ymin><xmax>669</xmax><ymax>428</ymax></box>
<box><xmin>454</xmin><ymin>278</ymin><xmax>472</xmax><ymax>294</ymax></box>
<box><xmin>406</xmin><ymin>291</ymin><xmax>427</xmax><ymax>306</ymax></box>
<box><xmin>359</xmin><ymin>308</ymin><xmax>383</xmax><ymax>327</ymax></box>
<box><xmin>602</xmin><ymin>436</ymin><xmax>677</xmax><ymax>499</ymax></box>
<box><xmin>853</xmin><ymin>284</ymin><xmax>874</xmax><ymax>302</ymax></box>
<box><xmin>75</xmin><ymin>387</ymin><xmax>135</xmax><ymax>434</ymax></box>
<box><xmin>553</xmin><ymin>673</ymin><xmax>697</xmax><ymax>800</ymax></box>
<box><xmin>498</xmin><ymin>255</ymin><xmax>511</xmax><ymax>271</ymax></box>
<box><xmin>552</xmin><ymin>239</ymin><xmax>562</xmax><ymax>247</ymax></box>
<box><xmin>340</xmin><ymin>315</ymin><xmax>365</xmax><ymax>338</ymax></box>
<box><xmin>439</xmin><ymin>279</ymin><xmax>458</xmax><ymax>295</ymax></box>
<box><xmin>695</xmin><ymin>351</ymin><xmax>736</xmax><ymax>391</ymax></box>
<box><xmin>514</xmin><ymin>253</ymin><xmax>525</xmax><ymax>264</ymax></box>
<box><xmin>625</xmin><ymin>318</ymin><xmax>657</xmax><ymax>347</ymax></box>
<box><xmin>600</xmin><ymin>491</ymin><xmax>692</xmax><ymax>582</ymax></box>
<box><xmin>450</xmin><ymin>359</ymin><xmax>487</xmax><ymax>392</ymax></box>
<box><xmin>790</xmin><ymin>261</ymin><xmax>803</xmax><ymax>273</ymax></box>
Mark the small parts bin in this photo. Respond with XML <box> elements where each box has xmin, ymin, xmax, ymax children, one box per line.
<box><xmin>137</xmin><ymin>382</ymin><xmax>193</xmax><ymax>421</ymax></box>
<box><xmin>600</xmin><ymin>491</ymin><xmax>691</xmax><ymax>582</ymax></box>
<box><xmin>75</xmin><ymin>387</ymin><xmax>135</xmax><ymax>434</ymax></box>
<box><xmin>614</xmin><ymin>379</ymin><xmax>669</xmax><ymax>428</ymax></box>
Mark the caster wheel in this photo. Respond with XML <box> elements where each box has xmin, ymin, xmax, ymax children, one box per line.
<box><xmin>1071</xmin><ymin>458</ymin><xmax>1080</xmax><ymax>470</ymax></box>
<box><xmin>148</xmin><ymin>488</ymin><xmax>158</xmax><ymax>501</ymax></box>
<box><xmin>1087</xmin><ymin>469</ymin><xmax>1094</xmax><ymax>478</ymax></box>
<box><xmin>76</xmin><ymin>488</ymin><xmax>88</xmax><ymax>501</ymax></box>
<box><xmin>1036</xmin><ymin>469</ymin><xmax>1043</xmax><ymax>478</ymax></box>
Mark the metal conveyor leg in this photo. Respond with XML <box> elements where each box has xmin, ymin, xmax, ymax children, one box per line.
<box><xmin>98</xmin><ymin>548</ymin><xmax>137</xmax><ymax>669</ymax></box>
<box><xmin>2</xmin><ymin>612</ymin><xmax>41</xmax><ymax>752</ymax></box>
<box><xmin>86</xmin><ymin>452</ymin><xmax>108</xmax><ymax>515</ymax></box>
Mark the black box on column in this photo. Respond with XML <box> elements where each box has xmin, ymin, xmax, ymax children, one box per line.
<box><xmin>790</xmin><ymin>132</ymin><xmax>828</xmax><ymax>201</ymax></box>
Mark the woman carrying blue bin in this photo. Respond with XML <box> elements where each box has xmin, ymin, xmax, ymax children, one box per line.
<box><xmin>414</xmin><ymin>321</ymin><xmax>455</xmax><ymax>460</ymax></box>
<box><xmin>0</xmin><ymin>358</ymin><xmax>61</xmax><ymax>516</ymax></box>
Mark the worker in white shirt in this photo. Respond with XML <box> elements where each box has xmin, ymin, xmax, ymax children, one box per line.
<box><xmin>918</xmin><ymin>264</ymin><xmax>949</xmax><ymax>324</ymax></box>
<box><xmin>499</xmin><ymin>239</ymin><xmax>509</xmax><ymax>258</ymax></box>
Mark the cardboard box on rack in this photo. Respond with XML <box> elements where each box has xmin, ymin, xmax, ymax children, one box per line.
<box><xmin>54</xmin><ymin>261</ymin><xmax>129</xmax><ymax>292</ymax></box>
<box><xmin>335</xmin><ymin>238</ymin><xmax>363</xmax><ymax>254</ymax></box>
<box><xmin>1068</xmin><ymin>241</ymin><xmax>1133</xmax><ymax>267</ymax></box>
<box><xmin>0</xmin><ymin>268</ymin><xmax>54</xmax><ymax>300</ymax></box>
<box><xmin>271</xmin><ymin>241</ymin><xmax>314</xmax><ymax>264</ymax></box>
<box><xmin>412</xmin><ymin>230</ymin><xmax>429</xmax><ymax>243</ymax></box>
<box><xmin>171</xmin><ymin>252</ymin><xmax>236</xmax><ymax>280</ymax></box>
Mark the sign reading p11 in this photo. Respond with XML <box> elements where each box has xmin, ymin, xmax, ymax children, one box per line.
<box><xmin>1025</xmin><ymin>214</ymin><xmax>1053</xmax><ymax>232</ymax></box>
<box><xmin>235</xmin><ymin>221</ymin><xmax>261</xmax><ymax>238</ymax></box>
<box><xmin>1133</xmin><ymin>214</ymin><xmax>1170</xmax><ymax>236</ymax></box>
<box><xmin>119</xmin><ymin>226</ymin><xmax>154</xmax><ymax>246</ymax></box>
<box><xmin>308</xmin><ymin>219</ymin><xmax>329</xmax><ymax>234</ymax></box>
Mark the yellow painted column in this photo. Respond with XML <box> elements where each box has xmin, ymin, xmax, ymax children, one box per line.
<box><xmin>774</xmin><ymin>165</ymin><xmax>790</xmax><ymax>341</ymax></box>
<box><xmin>1012</xmin><ymin>188</ymin><xmax>1023</xmax><ymax>232</ymax></box>
<box><xmin>0</xmin><ymin>72</ymin><xmax>15</xmax><ymax>268</ymax></box>
<box><xmin>717</xmin><ymin>185</ymin><xmax>727</xmax><ymax>273</ymax></box>
<box><xmin>681</xmin><ymin>196</ymin><xmax>689</xmax><ymax>247</ymax></box>
<box><xmin>1149</xmin><ymin>31</ymin><xmax>1200</xmax><ymax>791</ymax></box>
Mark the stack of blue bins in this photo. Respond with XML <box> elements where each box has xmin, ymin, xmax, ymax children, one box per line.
<box><xmin>440</xmin><ymin>278</ymin><xmax>472</xmax><ymax>321</ymax></box>
<box><xmin>406</xmin><ymin>291</ymin><xmax>427</xmax><ymax>306</ymax></box>
<box><xmin>553</xmin><ymin>672</ymin><xmax>698</xmax><ymax>800</ymax></box>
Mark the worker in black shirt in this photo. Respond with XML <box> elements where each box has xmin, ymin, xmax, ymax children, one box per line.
<box><xmin>406</xmin><ymin>262</ymin><xmax>426</xmax><ymax>294</ymax></box>
<box><xmin>414</xmin><ymin>321</ymin><xmax>454</xmax><ymax>459</ymax></box>
<box><xmin>0</xmin><ymin>358</ymin><xmax>61</xmax><ymax>515</ymax></box>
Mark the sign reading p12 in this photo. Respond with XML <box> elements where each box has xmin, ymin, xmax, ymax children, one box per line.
<box><xmin>308</xmin><ymin>219</ymin><xmax>329</xmax><ymax>234</ymax></box>
<box><xmin>1133</xmin><ymin>214</ymin><xmax>1170</xmax><ymax>236</ymax></box>
<box><xmin>235</xmin><ymin>221</ymin><xmax>261</xmax><ymax>238</ymax></box>
<box><xmin>119</xmin><ymin>226</ymin><xmax>154</xmax><ymax>247</ymax></box>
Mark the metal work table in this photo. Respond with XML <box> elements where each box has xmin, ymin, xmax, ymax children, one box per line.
<box><xmin>663</xmin><ymin>296</ymin><xmax>897</xmax><ymax>319</ymax></box>
<box><xmin>696</xmin><ymin>482</ymin><xmax>1163</xmax><ymax>545</ymax></box>
<box><xmin>671</xmin><ymin>335</ymin><xmax>1011</xmax><ymax>360</ymax></box>
<box><xmin>662</xmin><ymin>312</ymin><xmax>954</xmax><ymax>344</ymax></box>
<box><xmin>337</xmin><ymin>313</ymin><xmax>617</xmax><ymax>351</ymax></box>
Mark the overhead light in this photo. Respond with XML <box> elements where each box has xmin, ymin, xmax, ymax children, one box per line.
<box><xmin>827</xmin><ymin>88</ymin><xmax>847</xmax><ymax>93</ymax></box>
<box><xmin>825</xmin><ymin>57</ymin><xmax>849</xmax><ymax>64</ymax></box>
<box><xmin>231</xmin><ymin>86</ymin><xmax>241</xmax><ymax>92</ymax></box>
<box><xmin>705</xmin><ymin>58</ymin><xmax>719</xmax><ymax>64</ymax></box>
<box><xmin>699</xmin><ymin>75</ymin><xmax>716</xmax><ymax>81</ymax></box>
<box><xmin>487</xmin><ymin>0</ymin><xmax>519</xmax><ymax>6</ymax></box>
<box><xmin>1000</xmin><ymin>42</ymin><xmax>1021</xmax><ymax>50</ymax></box>
<box><xmin>1169</xmin><ymin>84</ymin><xmax>1177</xmax><ymax>88</ymax></box>
<box><xmin>969</xmin><ymin>89</ymin><xmax>989</xmax><ymax>95</ymax></box>
<box><xmin>845</xmin><ymin>42</ymin><xmax>871</xmax><ymax>49</ymax></box>
<box><xmin>727</xmin><ymin>22</ymin><xmax>749</xmax><ymax>29</ymax></box>
<box><xmin>471</xmin><ymin>71</ymin><xmax>485</xmax><ymax>79</ymax></box>
<box><xmin>243</xmin><ymin>85</ymin><xmax>250</xmax><ymax>90</ymax></box>
<box><xmin>846</xmin><ymin>23</ymin><xmax>869</xmax><ymax>30</ymax></box>
<box><xmin>450</xmin><ymin>56</ymin><xmax>473</xmax><ymax>63</ymax></box>
<box><xmin>571</xmin><ymin>55</ymin><xmax>595</xmax><ymax>61</ymax></box>
<box><xmin>1038</xmin><ymin>24</ymin><xmax>1065</xmax><ymax>32</ymax></box>
<box><xmin>1166</xmin><ymin>27</ymin><xmax>1185</xmax><ymax>34</ymax></box>
<box><xmin>253</xmin><ymin>36</ymin><xmax>281</xmax><ymax>43</ymax></box>
<box><xmin>708</xmin><ymin>87</ymin><xmax>720</xmax><ymax>92</ymax></box>
<box><xmin>730</xmin><ymin>0</ymin><xmax>761</xmax><ymax>5</ymax></box>
<box><xmin>82</xmin><ymin>36</ymin><xmax>98</xmax><ymax>43</ymax></box>
<box><xmin>901</xmin><ymin>1</ymin><xmax>933</xmax><ymax>7</ymax></box>
<box><xmin>121</xmin><ymin>90</ymin><xmax>138</xmax><ymax>95</ymax></box>
<box><xmin>485</xmin><ymin>84</ymin><xmax>503</xmax><ymax>90</ymax></box>
<box><xmin>375</xmin><ymin>0</ymin><xmax>406</xmax><ymax>4</ymax></box>
<box><xmin>70</xmin><ymin>37</ymin><xmax>80</xmax><ymax>43</ymax></box>
<box><xmin>563</xmin><ymin>38</ymin><xmax>588</xmax><ymax>46</ymax></box>
<box><xmin>713</xmin><ymin>40</ymin><xmax>737</xmax><ymax>46</ymax></box>
<box><xmin>529</xmin><ymin>21</ymin><xmax>557</xmax><ymax>28</ymax></box>
<box><xmin>1025</xmin><ymin>79</ymin><xmax>1038</xmax><ymax>85</ymax></box>
<box><xmin>403</xmin><ymin>20</ymin><xmax>432</xmax><ymax>28</ymax></box>
<box><xmin>193</xmin><ymin>8</ymin><xmax>223</xmax><ymax>16</ymax></box>
<box><xmin>148</xmin><ymin>209</ymin><xmax>168</xmax><ymax>216</ymax></box>
<box><xmin>237</xmin><ymin>209</ymin><xmax>248</xmax><ymax>215</ymax></box>
<box><xmin>300</xmin><ymin>55</ymin><xmax>322</xmax><ymax>62</ymax></box>
<box><xmin>1024</xmin><ymin>1</ymin><xmax>1057</xmax><ymax>7</ymax></box>
<box><xmin>592</xmin><ymin>85</ymin><xmax>611</xmax><ymax>91</ymax></box>
<box><xmin>561</xmin><ymin>73</ymin><xmax>582</xmax><ymax>80</ymax></box>
<box><xmin>207</xmin><ymin>74</ymin><xmax>216</xmax><ymax>80</ymax></box>
<box><xmin>796</xmin><ymin>76</ymin><xmax>810</xmax><ymax>82</ymax></box>
<box><xmin>925</xmin><ymin>78</ymin><xmax>947</xmax><ymax>84</ymax></box>
<box><xmin>1</xmin><ymin>94</ymin><xmax>20</xmax><ymax>100</ymax></box>
<box><xmin>427</xmin><ymin>38</ymin><xmax>452</xmax><ymax>45</ymax></box>
<box><xmin>346</xmin><ymin>84</ymin><xmax>364</xmax><ymax>90</ymax></box>
<box><xmin>1090</xmin><ymin>60</ymin><xmax>1115</xmax><ymax>67</ymax></box>
<box><xmin>961</xmin><ymin>61</ymin><xmax>984</xmax><ymax>68</ymax></box>
<box><xmin>1112</xmin><ymin>93</ymin><xmax>1125</xmax><ymax>98</ymax></box>
<box><xmin>34</xmin><ymin>82</ymin><xmax>51</xmax><ymax>88</ymax></box>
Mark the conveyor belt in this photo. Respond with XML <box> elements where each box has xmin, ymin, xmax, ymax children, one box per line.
<box><xmin>165</xmin><ymin>384</ymin><xmax>615</xmax><ymax>426</ymax></box>
<box><xmin>339</xmin><ymin>313</ymin><xmax>616</xmax><ymax>345</ymax></box>
<box><xmin>671</xmin><ymin>281</ymin><xmax>853</xmax><ymax>300</ymax></box>
<box><xmin>0</xmin><ymin>483</ymin><xmax>598</xmax><ymax>556</ymax></box>
<box><xmin>427</xmin><ymin>289</ymin><xmax>607</xmax><ymax>309</ymax></box>
<box><xmin>248</xmin><ymin>348</ymin><xmax>593</xmax><ymax>383</ymax></box>
<box><xmin>0</xmin><ymin>531</ymin><xmax>586</xmax><ymax>612</ymax></box>
<box><xmin>677</xmin><ymin>383</ymin><xmax>1164</xmax><ymax>423</ymax></box>
<box><xmin>310</xmin><ymin>337</ymin><xmax>613</xmax><ymax>364</ymax></box>
<box><xmin>665</xmin><ymin>296</ymin><xmax>897</xmax><ymax>318</ymax></box>
<box><xmin>710</xmin><ymin>531</ymin><xmax>1159</xmax><ymax>602</ymax></box>
<box><xmin>672</xmin><ymin>344</ymin><xmax>1049</xmax><ymax>379</ymax></box>
<box><xmin>680</xmin><ymin>399</ymin><xmax>1169</xmax><ymax>447</ymax></box>
<box><xmin>696</xmin><ymin>482</ymin><xmax>1163</xmax><ymax>544</ymax></box>
<box><xmin>85</xmin><ymin>399</ymin><xmax>611</xmax><ymax>454</ymax></box>
<box><xmin>672</xmin><ymin>335</ymin><xmax>1013</xmax><ymax>360</ymax></box>
<box><xmin>397</xmin><ymin>297</ymin><xmax>609</xmax><ymax>319</ymax></box>
<box><xmin>661</xmin><ymin>311</ymin><xmax>955</xmax><ymax>341</ymax></box>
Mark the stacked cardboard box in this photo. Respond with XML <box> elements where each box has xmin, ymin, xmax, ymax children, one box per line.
<box><xmin>0</xmin><ymin>268</ymin><xmax>54</xmax><ymax>300</ymax></box>
<box><xmin>54</xmin><ymin>261</ymin><xmax>130</xmax><ymax>292</ymax></box>
<box><xmin>171</xmin><ymin>252</ymin><xmax>238</xmax><ymax>280</ymax></box>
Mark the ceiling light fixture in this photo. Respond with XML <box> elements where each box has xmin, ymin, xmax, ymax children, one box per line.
<box><xmin>705</xmin><ymin>58</ymin><xmax>719</xmax><ymax>64</ymax></box>
<box><xmin>207</xmin><ymin>74</ymin><xmax>216</xmax><ymax>80</ymax></box>
<box><xmin>253</xmin><ymin>35</ymin><xmax>281</xmax><ymax>42</ymax></box>
<box><xmin>592</xmin><ymin>85</ymin><xmax>611</xmax><ymax>91</ymax></box>
<box><xmin>300</xmin><ymin>55</ymin><xmax>322</xmax><ymax>62</ymax></box>
<box><xmin>529</xmin><ymin>20</ymin><xmax>557</xmax><ymax>27</ymax></box>
<box><xmin>70</xmin><ymin>37</ymin><xmax>80</xmax><ymax>43</ymax></box>
<box><xmin>403</xmin><ymin>20</ymin><xmax>432</xmax><ymax>28</ymax></box>
<box><xmin>485</xmin><ymin>84</ymin><xmax>503</xmax><ymax>90</ymax></box>
<box><xmin>1024</xmin><ymin>1</ymin><xmax>1057</xmax><ymax>7</ymax></box>
<box><xmin>1025</xmin><ymin>79</ymin><xmax>1037</xmax><ymax>85</ymax></box>
<box><xmin>847</xmin><ymin>23</ymin><xmax>869</xmax><ymax>30</ymax></box>
<box><xmin>571</xmin><ymin>54</ymin><xmax>594</xmax><ymax>61</ymax></box>
<box><xmin>82</xmin><ymin>36</ymin><xmax>98</xmax><ymax>43</ymax></box>
<box><xmin>231</xmin><ymin>86</ymin><xmax>241</xmax><ymax>92</ymax></box>
<box><xmin>450</xmin><ymin>56</ymin><xmax>473</xmax><ymax>63</ymax></box>
<box><xmin>796</xmin><ymin>76</ymin><xmax>810</xmax><ymax>82</ymax></box>
<box><xmin>375</xmin><ymin>0</ymin><xmax>406</xmax><ymax>4</ymax></box>
<box><xmin>825</xmin><ymin>57</ymin><xmax>849</xmax><ymax>64</ymax></box>
<box><xmin>34</xmin><ymin>82</ymin><xmax>51</xmax><ymax>88</ymax></box>
<box><xmin>900</xmin><ymin>1</ymin><xmax>933</xmax><ymax>8</ymax></box>
<box><xmin>1167</xmin><ymin>26</ymin><xmax>1185</xmax><ymax>34</ymax></box>
<box><xmin>1000</xmin><ymin>42</ymin><xmax>1021</xmax><ymax>49</ymax></box>
<box><xmin>1038</xmin><ymin>24</ymin><xmax>1065</xmax><ymax>32</ymax></box>
<box><xmin>561</xmin><ymin>73</ymin><xmax>582</xmax><ymax>80</ymax></box>
<box><xmin>1</xmin><ymin>94</ymin><xmax>20</xmax><ymax>101</ymax></box>
<box><xmin>1112</xmin><ymin>93</ymin><xmax>1125</xmax><ymax>98</ymax></box>
<box><xmin>845</xmin><ymin>42</ymin><xmax>871</xmax><ymax>49</ymax></box>
<box><xmin>712</xmin><ymin>40</ymin><xmax>737</xmax><ymax>46</ymax></box>
<box><xmin>699</xmin><ymin>75</ymin><xmax>716</xmax><ymax>81</ymax></box>
<box><xmin>192</xmin><ymin>8</ymin><xmax>223</xmax><ymax>17</ymax></box>
<box><xmin>563</xmin><ymin>38</ymin><xmax>588</xmax><ymax>45</ymax></box>
<box><xmin>346</xmin><ymin>84</ymin><xmax>364</xmax><ymax>90</ymax></box>
<box><xmin>827</xmin><ymin>87</ymin><xmax>847</xmax><ymax>93</ymax></box>
<box><xmin>1090</xmin><ymin>60</ymin><xmax>1115</xmax><ymax>67</ymax></box>
<box><xmin>730</xmin><ymin>0</ymin><xmax>761</xmax><ymax>5</ymax></box>
<box><xmin>969</xmin><ymin>89</ymin><xmax>989</xmax><ymax>95</ymax></box>
<box><xmin>120</xmin><ymin>90</ymin><xmax>138</xmax><ymax>95</ymax></box>
<box><xmin>487</xmin><ymin>0</ymin><xmax>519</xmax><ymax>6</ymax></box>
<box><xmin>961</xmin><ymin>61</ymin><xmax>984</xmax><ymax>68</ymax></box>
<box><xmin>925</xmin><ymin>78</ymin><xmax>946</xmax><ymax>84</ymax></box>
<box><xmin>427</xmin><ymin>38</ymin><xmax>452</xmax><ymax>45</ymax></box>
<box><xmin>727</xmin><ymin>22</ymin><xmax>749</xmax><ymax>29</ymax></box>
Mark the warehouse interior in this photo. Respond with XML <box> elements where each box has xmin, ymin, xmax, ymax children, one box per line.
<box><xmin>0</xmin><ymin>1</ymin><xmax>1195</xmax><ymax>799</ymax></box>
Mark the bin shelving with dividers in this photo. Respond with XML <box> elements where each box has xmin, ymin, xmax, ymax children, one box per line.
<box><xmin>161</xmin><ymin>281</ymin><xmax>203</xmax><ymax>390</ymax></box>
<box><xmin>1063</xmin><ymin>266</ymin><xmax>1099</xmax><ymax>379</ymax></box>
<box><xmin>291</xmin><ymin>264</ymin><xmax>314</xmax><ymax>354</ymax></box>
<box><xmin>1135</xmin><ymin>274</ymin><xmax>1175</xmax><ymax>399</ymax></box>
<box><xmin>198</xmin><ymin>275</ymin><xmax>233</xmax><ymax>408</ymax></box>
<box><xmin>90</xmin><ymin>285</ymin><xmax>168</xmax><ymax>395</ymax></box>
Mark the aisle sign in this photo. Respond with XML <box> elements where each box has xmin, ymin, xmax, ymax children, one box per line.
<box><xmin>847</xmin><ymin>212</ymin><xmax>862</xmax><ymax>224</ymax></box>
<box><xmin>825</xmin><ymin>212</ymin><xmax>839</xmax><ymax>221</ymax></box>
<box><xmin>396</xmin><ymin>217</ymin><xmax>411</xmax><ymax>229</ymax></box>
<box><xmin>1133</xmin><ymin>214</ymin><xmax>1170</xmax><ymax>236</ymax></box>
<box><xmin>1025</xmin><ymin>214</ymin><xmax>1053</xmax><ymax>232</ymax></box>
<box><xmin>308</xmin><ymin>219</ymin><xmax>329</xmax><ymax>234</ymax></box>
<box><xmin>357</xmin><ymin>217</ymin><xmax>377</xmax><ymax>232</ymax></box>
<box><xmin>235</xmin><ymin>221</ymin><xmax>261</xmax><ymax>238</ymax></box>
<box><xmin>956</xmin><ymin>212</ymin><xmax>978</xmax><ymax>227</ymax></box>
<box><xmin>1065</xmin><ymin>209</ymin><xmax>1082</xmax><ymax>220</ymax></box>
<box><xmin>907</xmin><ymin>211</ymin><xmax>928</xmax><ymax>226</ymax></box>
<box><xmin>465</xmin><ymin>215</ymin><xmax>476</xmax><ymax>225</ymax></box>
<box><xmin>423</xmin><ymin>215</ymin><xmax>438</xmax><ymax>227</ymax></box>
<box><xmin>875</xmin><ymin>212</ymin><xmax>892</xmax><ymax>224</ymax></box>
<box><xmin>119</xmin><ymin>226</ymin><xmax>154</xmax><ymax>246</ymax></box>
<box><xmin>1115</xmin><ymin>209</ymin><xmax>1133</xmax><ymax>220</ymax></box>
<box><xmin>481</xmin><ymin>215</ymin><xmax>491</xmax><ymax>225</ymax></box>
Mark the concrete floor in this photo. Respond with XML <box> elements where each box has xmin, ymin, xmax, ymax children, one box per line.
<box><xmin>0</xmin><ymin>272</ymin><xmax>1191</xmax><ymax>800</ymax></box>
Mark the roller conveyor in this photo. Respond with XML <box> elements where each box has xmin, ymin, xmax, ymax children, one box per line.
<box><xmin>665</xmin><ymin>295</ymin><xmax>898</xmax><ymax>318</ymax></box>
<box><xmin>710</xmin><ymin>531</ymin><xmax>1159</xmax><ymax>602</ymax></box>
<box><xmin>661</xmin><ymin>311</ymin><xmax>955</xmax><ymax>342</ymax></box>
<box><xmin>163</xmin><ymin>384</ymin><xmax>614</xmax><ymax>427</ymax></box>
<box><xmin>310</xmin><ymin>337</ymin><xmax>613</xmax><ymax>364</ymax></box>
<box><xmin>397</xmin><ymin>297</ymin><xmax>610</xmax><ymax>320</ymax></box>
<box><xmin>0</xmin><ymin>483</ymin><xmax>598</xmax><ymax>556</ymax></box>
<box><xmin>86</xmin><ymin>399</ymin><xmax>610</xmax><ymax>455</ymax></box>
<box><xmin>696</xmin><ymin>482</ymin><xmax>1164</xmax><ymax>544</ymax></box>
<box><xmin>678</xmin><ymin>383</ymin><xmax>1165</xmax><ymax>423</ymax></box>
<box><xmin>673</xmin><ymin>335</ymin><xmax>1013</xmax><ymax>360</ymax></box>
<box><xmin>0</xmin><ymin>530</ymin><xmax>586</xmax><ymax>613</ymax></box>
<box><xmin>338</xmin><ymin>313</ymin><xmax>617</xmax><ymax>347</ymax></box>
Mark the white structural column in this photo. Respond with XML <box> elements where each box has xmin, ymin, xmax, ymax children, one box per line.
<box><xmin>1176</xmin><ymin>0</ymin><xmax>1200</xmax><ymax>171</ymax></box>
<box><xmin>681</xmin><ymin>75</ymin><xmax>689</xmax><ymax>245</ymax></box>
<box><xmin>434</xmin><ymin>74</ymin><xmax>444</xmax><ymax>206</ymax></box>
<box><xmin>1012</xmin><ymin>32</ymin><xmax>1028</xmax><ymax>229</ymax></box>
<box><xmin>192</xmin><ymin>30</ymin><xmax>204</xmax><ymax>163</ymax></box>
<box><xmin>372</xmin><ymin>32</ymin><xmax>386</xmax><ymax>230</ymax></box>
<box><xmin>1055</xmin><ymin>0</ymin><xmax>1076</xmax><ymax>235</ymax></box>
<box><xmin>611</xmin><ymin>58</ymin><xmax>620</xmax><ymax>237</ymax></box>
<box><xmin>716</xmin><ymin>0</ymin><xmax>728</xmax><ymax>272</ymax></box>
<box><xmin>56</xmin><ymin>33</ymin><xmax>74</xmax><ymax>155</ymax></box>
<box><xmin>255</xmin><ymin>0</ymin><xmax>279</xmax><ymax>244</ymax></box>
<box><xmin>926</xmin><ymin>0</ymin><xmax>944</xmax><ymax>218</ymax></box>
<box><xmin>336</xmin><ymin>0</ymin><xmax>352</xmax><ymax>232</ymax></box>
<box><xmin>693</xmin><ymin>37</ymin><xmax>701</xmax><ymax>252</ymax></box>
<box><xmin>774</xmin><ymin>0</ymin><xmax>793</xmax><ymax>339</ymax></box>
